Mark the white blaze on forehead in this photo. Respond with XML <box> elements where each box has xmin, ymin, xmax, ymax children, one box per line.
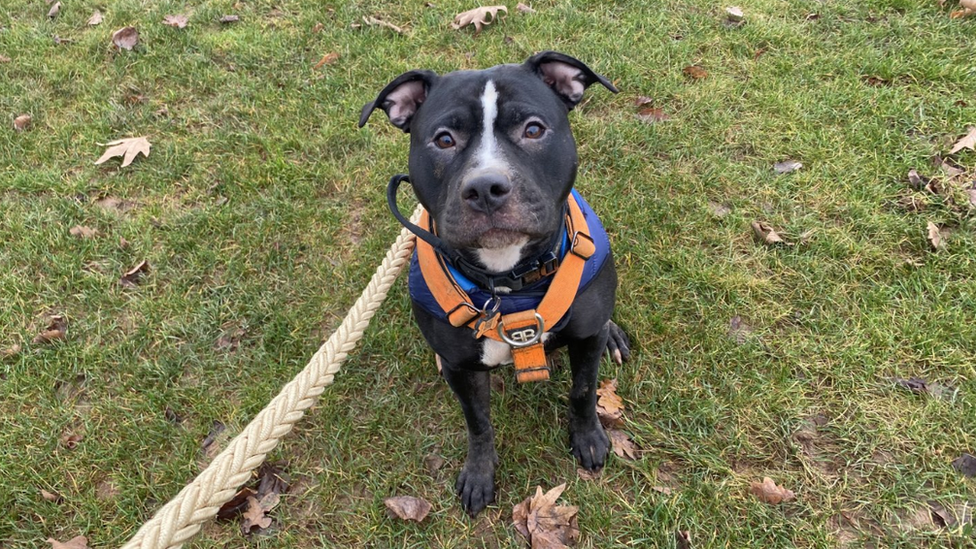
<box><xmin>476</xmin><ymin>80</ymin><xmax>502</xmax><ymax>168</ymax></box>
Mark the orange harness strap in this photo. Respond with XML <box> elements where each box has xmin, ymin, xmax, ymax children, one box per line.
<box><xmin>415</xmin><ymin>195</ymin><xmax>595</xmax><ymax>382</ymax></box>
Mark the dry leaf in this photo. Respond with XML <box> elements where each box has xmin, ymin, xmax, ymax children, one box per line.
<box><xmin>962</xmin><ymin>0</ymin><xmax>976</xmax><ymax>9</ymax></box>
<box><xmin>87</xmin><ymin>10</ymin><xmax>103</xmax><ymax>26</ymax></box>
<box><xmin>596</xmin><ymin>378</ymin><xmax>625</xmax><ymax>428</ymax></box>
<box><xmin>512</xmin><ymin>484</ymin><xmax>580</xmax><ymax>548</ymax></box>
<box><xmin>774</xmin><ymin>160</ymin><xmax>802</xmax><ymax>174</ymax></box>
<box><xmin>95</xmin><ymin>136</ymin><xmax>151</xmax><ymax>167</ymax></box>
<box><xmin>362</xmin><ymin>15</ymin><xmax>404</xmax><ymax>33</ymax></box>
<box><xmin>13</xmin><ymin>114</ymin><xmax>31</xmax><ymax>132</ymax></box>
<box><xmin>61</xmin><ymin>431</ymin><xmax>83</xmax><ymax>449</ymax></box>
<box><xmin>313</xmin><ymin>52</ymin><xmax>339</xmax><ymax>69</ymax></box>
<box><xmin>751</xmin><ymin>221</ymin><xmax>786</xmax><ymax>246</ymax></box>
<box><xmin>69</xmin><ymin>225</ymin><xmax>97</xmax><ymax>239</ymax></box>
<box><xmin>163</xmin><ymin>15</ymin><xmax>188</xmax><ymax>29</ymax></box>
<box><xmin>220</xmin><ymin>15</ymin><xmax>240</xmax><ymax>24</ymax></box>
<box><xmin>452</xmin><ymin>5</ymin><xmax>507</xmax><ymax>33</ymax></box>
<box><xmin>96</xmin><ymin>479</ymin><xmax>120</xmax><ymax>500</ymax></box>
<box><xmin>949</xmin><ymin>127</ymin><xmax>976</xmax><ymax>155</ymax></box>
<box><xmin>120</xmin><ymin>260</ymin><xmax>149</xmax><ymax>287</ymax></box>
<box><xmin>952</xmin><ymin>454</ymin><xmax>976</xmax><ymax>477</ymax></box>
<box><xmin>41</xmin><ymin>489</ymin><xmax>63</xmax><ymax>503</ymax></box>
<box><xmin>608</xmin><ymin>429</ymin><xmax>639</xmax><ymax>460</ymax></box>
<box><xmin>112</xmin><ymin>26</ymin><xmax>139</xmax><ymax>50</ymax></box>
<box><xmin>676</xmin><ymin>530</ymin><xmax>693</xmax><ymax>549</ymax></box>
<box><xmin>682</xmin><ymin>65</ymin><xmax>708</xmax><ymax>80</ymax></box>
<box><xmin>384</xmin><ymin>495</ymin><xmax>432</xmax><ymax>522</ymax></box>
<box><xmin>47</xmin><ymin>536</ymin><xmax>88</xmax><ymax>549</ymax></box>
<box><xmin>749</xmin><ymin>477</ymin><xmax>795</xmax><ymax>504</ymax></box>
<box><xmin>726</xmin><ymin>6</ymin><xmax>744</xmax><ymax>22</ymax></box>
<box><xmin>48</xmin><ymin>2</ymin><xmax>60</xmax><ymax>19</ymax></box>
<box><xmin>2</xmin><ymin>343</ymin><xmax>21</xmax><ymax>359</ymax></box>
<box><xmin>312</xmin><ymin>22</ymin><xmax>324</xmax><ymax>33</ymax></box>
<box><xmin>215</xmin><ymin>322</ymin><xmax>246</xmax><ymax>351</ymax></box>
<box><xmin>907</xmin><ymin>168</ymin><xmax>929</xmax><ymax>191</ymax></box>
<box><xmin>516</xmin><ymin>2</ymin><xmax>536</xmax><ymax>13</ymax></box>
<box><xmin>241</xmin><ymin>496</ymin><xmax>272</xmax><ymax>533</ymax></box>
<box><xmin>0</xmin><ymin>55</ymin><xmax>10</xmax><ymax>63</ymax></box>
<box><xmin>728</xmin><ymin>315</ymin><xmax>753</xmax><ymax>344</ymax></box>
<box><xmin>34</xmin><ymin>315</ymin><xmax>67</xmax><ymax>344</ymax></box>
<box><xmin>637</xmin><ymin>105</ymin><xmax>670</xmax><ymax>124</ymax></box>
<box><xmin>927</xmin><ymin>222</ymin><xmax>943</xmax><ymax>250</ymax></box>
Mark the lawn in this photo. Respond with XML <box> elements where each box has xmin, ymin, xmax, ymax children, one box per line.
<box><xmin>1</xmin><ymin>0</ymin><xmax>975</xmax><ymax>547</ymax></box>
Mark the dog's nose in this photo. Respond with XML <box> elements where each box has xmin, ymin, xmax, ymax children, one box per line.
<box><xmin>460</xmin><ymin>172</ymin><xmax>513</xmax><ymax>214</ymax></box>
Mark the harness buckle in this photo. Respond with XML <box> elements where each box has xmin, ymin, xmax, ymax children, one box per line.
<box><xmin>498</xmin><ymin>313</ymin><xmax>545</xmax><ymax>348</ymax></box>
<box><xmin>569</xmin><ymin>231</ymin><xmax>596</xmax><ymax>259</ymax></box>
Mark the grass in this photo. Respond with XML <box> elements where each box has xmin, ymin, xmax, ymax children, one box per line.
<box><xmin>2</xmin><ymin>0</ymin><xmax>975</xmax><ymax>547</ymax></box>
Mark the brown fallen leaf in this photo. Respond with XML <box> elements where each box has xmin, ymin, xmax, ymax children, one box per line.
<box><xmin>311</xmin><ymin>22</ymin><xmax>324</xmax><ymax>33</ymax></box>
<box><xmin>949</xmin><ymin>127</ymin><xmax>976</xmax><ymax>155</ymax></box>
<box><xmin>48</xmin><ymin>2</ymin><xmax>61</xmax><ymax>19</ymax></box>
<box><xmin>726</xmin><ymin>6</ymin><xmax>744</xmax><ymax>22</ymax></box>
<box><xmin>220</xmin><ymin>15</ymin><xmax>240</xmax><ymax>24</ymax></box>
<box><xmin>728</xmin><ymin>315</ymin><xmax>753</xmax><ymax>344</ymax></box>
<box><xmin>452</xmin><ymin>5</ymin><xmax>507</xmax><ymax>33</ymax></box>
<box><xmin>241</xmin><ymin>496</ymin><xmax>272</xmax><ymax>533</ymax></box>
<box><xmin>13</xmin><ymin>114</ymin><xmax>31</xmax><ymax>132</ymax></box>
<box><xmin>34</xmin><ymin>315</ymin><xmax>67</xmax><ymax>344</ymax></box>
<box><xmin>596</xmin><ymin>378</ymin><xmax>625</xmax><ymax>428</ymax></box>
<box><xmin>608</xmin><ymin>429</ymin><xmax>640</xmax><ymax>460</ymax></box>
<box><xmin>95</xmin><ymin>136</ymin><xmax>151</xmax><ymax>167</ymax></box>
<box><xmin>120</xmin><ymin>260</ymin><xmax>150</xmax><ymax>287</ymax></box>
<box><xmin>2</xmin><ymin>343</ymin><xmax>21</xmax><ymax>359</ymax></box>
<box><xmin>112</xmin><ymin>26</ymin><xmax>139</xmax><ymax>50</ymax></box>
<box><xmin>682</xmin><ymin>65</ymin><xmax>708</xmax><ymax>80</ymax></box>
<box><xmin>749</xmin><ymin>477</ymin><xmax>795</xmax><ymax>504</ymax></box>
<box><xmin>637</xmin><ymin>105</ymin><xmax>670</xmax><ymax>124</ymax></box>
<box><xmin>751</xmin><ymin>221</ymin><xmax>787</xmax><ymax>246</ymax></box>
<box><xmin>907</xmin><ymin>168</ymin><xmax>929</xmax><ymax>191</ymax></box>
<box><xmin>61</xmin><ymin>431</ymin><xmax>83</xmax><ymax>449</ymax></box>
<box><xmin>41</xmin><ymin>489</ymin><xmax>63</xmax><ymax>503</ymax></box>
<box><xmin>87</xmin><ymin>10</ymin><xmax>103</xmax><ymax>26</ymax></box>
<box><xmin>926</xmin><ymin>221</ymin><xmax>943</xmax><ymax>251</ymax></box>
<box><xmin>384</xmin><ymin>495</ymin><xmax>432</xmax><ymax>522</ymax></box>
<box><xmin>676</xmin><ymin>530</ymin><xmax>693</xmax><ymax>549</ymax></box>
<box><xmin>516</xmin><ymin>2</ymin><xmax>536</xmax><ymax>13</ymax></box>
<box><xmin>47</xmin><ymin>536</ymin><xmax>88</xmax><ymax>549</ymax></box>
<box><xmin>69</xmin><ymin>225</ymin><xmax>98</xmax><ymax>239</ymax></box>
<box><xmin>96</xmin><ymin>479</ymin><xmax>120</xmax><ymax>500</ymax></box>
<box><xmin>313</xmin><ymin>52</ymin><xmax>339</xmax><ymax>69</ymax></box>
<box><xmin>162</xmin><ymin>15</ymin><xmax>188</xmax><ymax>29</ymax></box>
<box><xmin>0</xmin><ymin>55</ymin><xmax>10</xmax><ymax>63</ymax></box>
<box><xmin>513</xmin><ymin>484</ymin><xmax>579</xmax><ymax>548</ymax></box>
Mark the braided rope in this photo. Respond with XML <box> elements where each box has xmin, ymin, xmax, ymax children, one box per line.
<box><xmin>119</xmin><ymin>205</ymin><xmax>423</xmax><ymax>549</ymax></box>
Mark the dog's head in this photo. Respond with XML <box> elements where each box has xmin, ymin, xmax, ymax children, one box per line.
<box><xmin>360</xmin><ymin>52</ymin><xmax>616</xmax><ymax>270</ymax></box>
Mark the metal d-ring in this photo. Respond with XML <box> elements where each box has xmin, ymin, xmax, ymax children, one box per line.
<box><xmin>498</xmin><ymin>313</ymin><xmax>545</xmax><ymax>348</ymax></box>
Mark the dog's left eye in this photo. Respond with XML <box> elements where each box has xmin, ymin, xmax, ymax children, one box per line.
<box><xmin>523</xmin><ymin>123</ymin><xmax>545</xmax><ymax>139</ymax></box>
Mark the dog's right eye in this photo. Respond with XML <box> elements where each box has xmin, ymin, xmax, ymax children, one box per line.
<box><xmin>434</xmin><ymin>132</ymin><xmax>456</xmax><ymax>149</ymax></box>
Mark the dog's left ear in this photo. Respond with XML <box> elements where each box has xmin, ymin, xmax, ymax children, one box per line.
<box><xmin>524</xmin><ymin>51</ymin><xmax>618</xmax><ymax>109</ymax></box>
<box><xmin>359</xmin><ymin>70</ymin><xmax>438</xmax><ymax>132</ymax></box>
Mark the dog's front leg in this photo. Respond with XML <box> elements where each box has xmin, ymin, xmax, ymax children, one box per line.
<box><xmin>441</xmin><ymin>362</ymin><xmax>497</xmax><ymax>516</ymax></box>
<box><xmin>567</xmin><ymin>322</ymin><xmax>611</xmax><ymax>470</ymax></box>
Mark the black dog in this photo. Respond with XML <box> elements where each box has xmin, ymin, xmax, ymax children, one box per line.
<box><xmin>360</xmin><ymin>51</ymin><xmax>630</xmax><ymax>516</ymax></box>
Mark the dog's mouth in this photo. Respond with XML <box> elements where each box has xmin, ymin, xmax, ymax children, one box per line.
<box><xmin>476</xmin><ymin>228</ymin><xmax>528</xmax><ymax>249</ymax></box>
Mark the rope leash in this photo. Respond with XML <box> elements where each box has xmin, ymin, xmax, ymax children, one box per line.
<box><xmin>119</xmin><ymin>205</ymin><xmax>423</xmax><ymax>549</ymax></box>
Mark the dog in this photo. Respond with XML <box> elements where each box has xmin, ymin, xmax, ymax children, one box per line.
<box><xmin>359</xmin><ymin>51</ymin><xmax>630</xmax><ymax>516</ymax></box>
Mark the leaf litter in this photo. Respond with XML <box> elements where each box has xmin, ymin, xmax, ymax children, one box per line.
<box><xmin>34</xmin><ymin>315</ymin><xmax>67</xmax><ymax>344</ymax></box>
<box><xmin>452</xmin><ymin>5</ymin><xmax>507</xmax><ymax>33</ymax></box>
<box><xmin>512</xmin><ymin>484</ymin><xmax>579</xmax><ymax>549</ymax></box>
<box><xmin>14</xmin><ymin>114</ymin><xmax>31</xmax><ymax>131</ymax></box>
<box><xmin>47</xmin><ymin>537</ymin><xmax>88</xmax><ymax>549</ymax></box>
<box><xmin>217</xmin><ymin>462</ymin><xmax>289</xmax><ymax>534</ymax></box>
<box><xmin>952</xmin><ymin>453</ymin><xmax>976</xmax><ymax>477</ymax></box>
<box><xmin>749</xmin><ymin>477</ymin><xmax>795</xmax><ymax>504</ymax></box>
<box><xmin>162</xmin><ymin>15</ymin><xmax>188</xmax><ymax>29</ymax></box>
<box><xmin>95</xmin><ymin>136</ymin><xmax>151</xmax><ymax>167</ymax></box>
<box><xmin>112</xmin><ymin>27</ymin><xmax>139</xmax><ymax>50</ymax></box>
<box><xmin>596</xmin><ymin>378</ymin><xmax>625</xmax><ymax>428</ymax></box>
<box><xmin>87</xmin><ymin>10</ymin><xmax>103</xmax><ymax>26</ymax></box>
<box><xmin>384</xmin><ymin>495</ymin><xmax>432</xmax><ymax>522</ymax></box>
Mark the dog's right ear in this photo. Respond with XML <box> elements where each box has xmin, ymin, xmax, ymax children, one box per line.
<box><xmin>358</xmin><ymin>70</ymin><xmax>438</xmax><ymax>132</ymax></box>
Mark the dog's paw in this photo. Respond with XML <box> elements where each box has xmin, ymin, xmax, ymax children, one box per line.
<box><xmin>456</xmin><ymin>461</ymin><xmax>495</xmax><ymax>517</ymax></box>
<box><xmin>606</xmin><ymin>320</ymin><xmax>631</xmax><ymax>365</ymax></box>
<box><xmin>570</xmin><ymin>422</ymin><xmax>610</xmax><ymax>471</ymax></box>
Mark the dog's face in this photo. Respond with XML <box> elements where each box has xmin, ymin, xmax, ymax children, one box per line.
<box><xmin>360</xmin><ymin>52</ymin><xmax>617</xmax><ymax>268</ymax></box>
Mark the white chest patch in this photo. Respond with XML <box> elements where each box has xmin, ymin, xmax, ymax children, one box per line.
<box><xmin>475</xmin><ymin>237</ymin><xmax>529</xmax><ymax>273</ymax></box>
<box><xmin>480</xmin><ymin>332</ymin><xmax>553</xmax><ymax>367</ymax></box>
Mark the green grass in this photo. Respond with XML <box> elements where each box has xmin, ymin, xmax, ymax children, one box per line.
<box><xmin>2</xmin><ymin>0</ymin><xmax>975</xmax><ymax>547</ymax></box>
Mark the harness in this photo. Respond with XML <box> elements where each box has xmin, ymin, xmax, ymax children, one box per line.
<box><xmin>388</xmin><ymin>175</ymin><xmax>610</xmax><ymax>383</ymax></box>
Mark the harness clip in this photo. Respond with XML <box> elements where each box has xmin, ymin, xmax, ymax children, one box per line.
<box><xmin>498</xmin><ymin>313</ymin><xmax>545</xmax><ymax>348</ymax></box>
